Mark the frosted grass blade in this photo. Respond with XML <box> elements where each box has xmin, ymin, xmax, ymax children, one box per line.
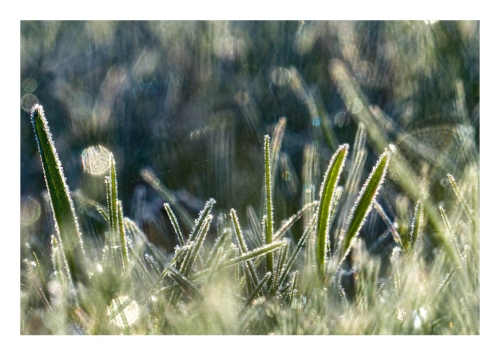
<box><xmin>30</xmin><ymin>104</ymin><xmax>86</xmax><ymax>284</ymax></box>
<box><xmin>244</xmin><ymin>272</ymin><xmax>271</xmax><ymax>309</ymax></box>
<box><xmin>263</xmin><ymin>135</ymin><xmax>275</xmax><ymax>279</ymax></box>
<box><xmin>447</xmin><ymin>174</ymin><xmax>475</xmax><ymax>225</ymax></box>
<box><xmin>410</xmin><ymin>201</ymin><xmax>424</xmax><ymax>252</ymax></box>
<box><xmin>117</xmin><ymin>200</ymin><xmax>129</xmax><ymax>269</ymax></box>
<box><xmin>187</xmin><ymin>198</ymin><xmax>216</xmax><ymax>244</ymax></box>
<box><xmin>272</xmin><ymin>242</ymin><xmax>289</xmax><ymax>293</ymax></box>
<box><xmin>164</xmin><ymin>203</ymin><xmax>185</xmax><ymax>246</ymax></box>
<box><xmin>341</xmin><ymin>150</ymin><xmax>390</xmax><ymax>257</ymax></box>
<box><xmin>230</xmin><ymin>209</ymin><xmax>259</xmax><ymax>293</ymax></box>
<box><xmin>316</xmin><ymin>144</ymin><xmax>348</xmax><ymax>279</ymax></box>
<box><xmin>181</xmin><ymin>214</ymin><xmax>212</xmax><ymax>276</ymax></box>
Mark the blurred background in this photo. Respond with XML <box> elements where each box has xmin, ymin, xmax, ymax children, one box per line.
<box><xmin>20</xmin><ymin>21</ymin><xmax>479</xmax><ymax>253</ymax></box>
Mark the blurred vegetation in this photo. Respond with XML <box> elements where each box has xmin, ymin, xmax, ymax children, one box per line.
<box><xmin>20</xmin><ymin>22</ymin><xmax>479</xmax><ymax>335</ymax></box>
<box><xmin>21</xmin><ymin>21</ymin><xmax>478</xmax><ymax>253</ymax></box>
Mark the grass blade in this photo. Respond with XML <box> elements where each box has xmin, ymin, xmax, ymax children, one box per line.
<box><xmin>230</xmin><ymin>209</ymin><xmax>259</xmax><ymax>294</ymax></box>
<box><xmin>117</xmin><ymin>200</ymin><xmax>129</xmax><ymax>269</ymax></box>
<box><xmin>30</xmin><ymin>104</ymin><xmax>86</xmax><ymax>285</ymax></box>
<box><xmin>316</xmin><ymin>144</ymin><xmax>349</xmax><ymax>279</ymax></box>
<box><xmin>187</xmin><ymin>198</ymin><xmax>216</xmax><ymax>244</ymax></box>
<box><xmin>410</xmin><ymin>200</ymin><xmax>424</xmax><ymax>252</ymax></box>
<box><xmin>244</xmin><ymin>272</ymin><xmax>271</xmax><ymax>309</ymax></box>
<box><xmin>272</xmin><ymin>242</ymin><xmax>289</xmax><ymax>293</ymax></box>
<box><xmin>263</xmin><ymin>135</ymin><xmax>275</xmax><ymax>280</ymax></box>
<box><xmin>447</xmin><ymin>174</ymin><xmax>475</xmax><ymax>226</ymax></box>
<box><xmin>341</xmin><ymin>149</ymin><xmax>391</xmax><ymax>257</ymax></box>
<box><xmin>164</xmin><ymin>203</ymin><xmax>185</xmax><ymax>246</ymax></box>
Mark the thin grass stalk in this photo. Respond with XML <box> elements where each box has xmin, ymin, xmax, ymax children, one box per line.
<box><xmin>263</xmin><ymin>135</ymin><xmax>275</xmax><ymax>283</ymax></box>
<box><xmin>272</xmin><ymin>242</ymin><xmax>289</xmax><ymax>293</ymax></box>
<box><xmin>180</xmin><ymin>214</ymin><xmax>212</xmax><ymax>277</ymax></box>
<box><xmin>374</xmin><ymin>200</ymin><xmax>403</xmax><ymax>248</ymax></box>
<box><xmin>230</xmin><ymin>209</ymin><xmax>259</xmax><ymax>293</ymax></box>
<box><xmin>447</xmin><ymin>174</ymin><xmax>475</xmax><ymax>226</ymax></box>
<box><xmin>316</xmin><ymin>144</ymin><xmax>349</xmax><ymax>280</ymax></box>
<box><xmin>117</xmin><ymin>200</ymin><xmax>129</xmax><ymax>269</ymax></box>
<box><xmin>30</xmin><ymin>104</ymin><xmax>86</xmax><ymax>285</ymax></box>
<box><xmin>164</xmin><ymin>203</ymin><xmax>185</xmax><ymax>246</ymax></box>
<box><xmin>410</xmin><ymin>201</ymin><xmax>424</xmax><ymax>252</ymax></box>
<box><xmin>244</xmin><ymin>272</ymin><xmax>272</xmax><ymax>309</ymax></box>
<box><xmin>186</xmin><ymin>198</ymin><xmax>216</xmax><ymax>244</ymax></box>
<box><xmin>439</xmin><ymin>205</ymin><xmax>452</xmax><ymax>233</ymax></box>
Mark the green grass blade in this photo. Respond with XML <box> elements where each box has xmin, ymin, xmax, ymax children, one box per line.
<box><xmin>181</xmin><ymin>213</ymin><xmax>212</xmax><ymax>276</ymax></box>
<box><xmin>447</xmin><ymin>174</ymin><xmax>475</xmax><ymax>225</ymax></box>
<box><xmin>341</xmin><ymin>149</ymin><xmax>391</xmax><ymax>257</ymax></box>
<box><xmin>410</xmin><ymin>200</ymin><xmax>424</xmax><ymax>252</ymax></box>
<box><xmin>439</xmin><ymin>205</ymin><xmax>452</xmax><ymax>234</ymax></box>
<box><xmin>316</xmin><ymin>144</ymin><xmax>349</xmax><ymax>279</ymax></box>
<box><xmin>117</xmin><ymin>200</ymin><xmax>129</xmax><ymax>269</ymax></box>
<box><xmin>164</xmin><ymin>203</ymin><xmax>185</xmax><ymax>246</ymax></box>
<box><xmin>272</xmin><ymin>242</ymin><xmax>289</xmax><ymax>293</ymax></box>
<box><xmin>30</xmin><ymin>104</ymin><xmax>86</xmax><ymax>285</ymax></box>
<box><xmin>263</xmin><ymin>135</ymin><xmax>275</xmax><ymax>280</ymax></box>
<box><xmin>230</xmin><ymin>209</ymin><xmax>259</xmax><ymax>294</ymax></box>
<box><xmin>373</xmin><ymin>200</ymin><xmax>403</xmax><ymax>249</ymax></box>
<box><xmin>187</xmin><ymin>198</ymin><xmax>216</xmax><ymax>244</ymax></box>
<box><xmin>244</xmin><ymin>272</ymin><xmax>271</xmax><ymax>309</ymax></box>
